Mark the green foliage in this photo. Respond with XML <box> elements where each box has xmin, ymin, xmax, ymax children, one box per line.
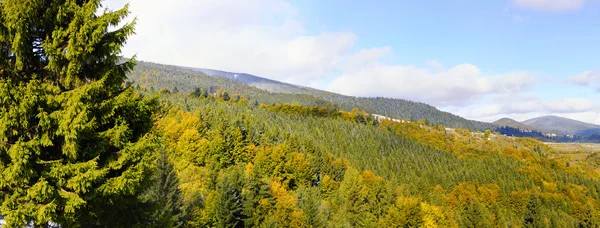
<box><xmin>143</xmin><ymin>151</ymin><xmax>187</xmax><ymax>228</ymax></box>
<box><xmin>260</xmin><ymin>103</ymin><xmax>341</xmax><ymax>118</ymax></box>
<box><xmin>189</xmin><ymin>87</ymin><xmax>202</xmax><ymax>98</ymax></box>
<box><xmin>152</xmin><ymin>93</ymin><xmax>600</xmax><ymax>227</ymax></box>
<box><xmin>297</xmin><ymin>186</ymin><xmax>325</xmax><ymax>228</ymax></box>
<box><xmin>260</xmin><ymin>104</ymin><xmax>378</xmax><ymax>127</ymax></box>
<box><xmin>222</xmin><ymin>92</ymin><xmax>231</xmax><ymax>102</ymax></box>
<box><xmin>214</xmin><ymin>166</ymin><xmax>246</xmax><ymax>228</ymax></box>
<box><xmin>241</xmin><ymin>174</ymin><xmax>274</xmax><ymax>227</ymax></box>
<box><xmin>0</xmin><ymin>0</ymin><xmax>157</xmax><ymax>226</ymax></box>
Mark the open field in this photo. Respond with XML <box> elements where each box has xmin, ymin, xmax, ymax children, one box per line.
<box><xmin>545</xmin><ymin>143</ymin><xmax>600</xmax><ymax>171</ymax></box>
<box><xmin>545</xmin><ymin>142</ymin><xmax>600</xmax><ymax>153</ymax></box>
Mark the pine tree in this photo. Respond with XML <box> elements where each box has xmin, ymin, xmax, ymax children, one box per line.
<box><xmin>297</xmin><ymin>186</ymin><xmax>324</xmax><ymax>228</ymax></box>
<box><xmin>189</xmin><ymin>87</ymin><xmax>201</xmax><ymax>98</ymax></box>
<box><xmin>0</xmin><ymin>0</ymin><xmax>157</xmax><ymax>226</ymax></box>
<box><xmin>222</xmin><ymin>92</ymin><xmax>231</xmax><ymax>102</ymax></box>
<box><xmin>242</xmin><ymin>177</ymin><xmax>273</xmax><ymax>227</ymax></box>
<box><xmin>144</xmin><ymin>151</ymin><xmax>186</xmax><ymax>228</ymax></box>
<box><xmin>215</xmin><ymin>166</ymin><xmax>246</xmax><ymax>228</ymax></box>
<box><xmin>524</xmin><ymin>193</ymin><xmax>543</xmax><ymax>228</ymax></box>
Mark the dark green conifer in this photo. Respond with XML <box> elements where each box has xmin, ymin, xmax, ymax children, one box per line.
<box><xmin>215</xmin><ymin>166</ymin><xmax>246</xmax><ymax>228</ymax></box>
<box><xmin>222</xmin><ymin>92</ymin><xmax>231</xmax><ymax>102</ymax></box>
<box><xmin>0</xmin><ymin>0</ymin><xmax>157</xmax><ymax>226</ymax></box>
<box><xmin>189</xmin><ymin>87</ymin><xmax>201</xmax><ymax>98</ymax></box>
<box><xmin>145</xmin><ymin>151</ymin><xmax>186</xmax><ymax>228</ymax></box>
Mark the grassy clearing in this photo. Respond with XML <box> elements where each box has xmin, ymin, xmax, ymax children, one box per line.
<box><xmin>546</xmin><ymin>143</ymin><xmax>600</xmax><ymax>153</ymax></box>
<box><xmin>546</xmin><ymin>143</ymin><xmax>600</xmax><ymax>171</ymax></box>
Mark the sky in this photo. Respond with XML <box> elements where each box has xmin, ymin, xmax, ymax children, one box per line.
<box><xmin>103</xmin><ymin>0</ymin><xmax>600</xmax><ymax>124</ymax></box>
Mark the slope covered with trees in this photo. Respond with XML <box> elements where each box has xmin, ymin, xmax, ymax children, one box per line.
<box><xmin>148</xmin><ymin>90</ymin><xmax>600</xmax><ymax>227</ymax></box>
<box><xmin>190</xmin><ymin>66</ymin><xmax>495</xmax><ymax>131</ymax></box>
<box><xmin>128</xmin><ymin>61</ymin><xmax>494</xmax><ymax>131</ymax></box>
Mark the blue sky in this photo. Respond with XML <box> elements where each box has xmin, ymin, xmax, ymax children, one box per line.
<box><xmin>105</xmin><ymin>0</ymin><xmax>600</xmax><ymax>124</ymax></box>
<box><xmin>293</xmin><ymin>0</ymin><xmax>600</xmax><ymax>74</ymax></box>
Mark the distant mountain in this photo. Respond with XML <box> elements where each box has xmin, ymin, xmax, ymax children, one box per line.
<box><xmin>522</xmin><ymin>115</ymin><xmax>600</xmax><ymax>135</ymax></box>
<box><xmin>192</xmin><ymin>68</ymin><xmax>313</xmax><ymax>94</ymax></box>
<box><xmin>128</xmin><ymin>61</ymin><xmax>494</xmax><ymax>131</ymax></box>
<box><xmin>493</xmin><ymin>118</ymin><xmax>535</xmax><ymax>131</ymax></box>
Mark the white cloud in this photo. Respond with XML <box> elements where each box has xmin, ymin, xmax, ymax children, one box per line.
<box><xmin>102</xmin><ymin>0</ymin><xmax>539</xmax><ymax>109</ymax></box>
<box><xmin>451</xmin><ymin>94</ymin><xmax>598</xmax><ymax>124</ymax></box>
<box><xmin>544</xmin><ymin>98</ymin><xmax>595</xmax><ymax>113</ymax></box>
<box><xmin>466</xmin><ymin>111</ymin><xmax>600</xmax><ymax>125</ymax></box>
<box><xmin>344</xmin><ymin>47</ymin><xmax>392</xmax><ymax>72</ymax></box>
<box><xmin>568</xmin><ymin>71</ymin><xmax>600</xmax><ymax>86</ymax></box>
<box><xmin>559</xmin><ymin>112</ymin><xmax>600</xmax><ymax>125</ymax></box>
<box><xmin>102</xmin><ymin>0</ymin><xmax>599</xmax><ymax>125</ymax></box>
<box><xmin>327</xmin><ymin>60</ymin><xmax>536</xmax><ymax>107</ymax></box>
<box><xmin>513</xmin><ymin>0</ymin><xmax>586</xmax><ymax>12</ymax></box>
<box><xmin>103</xmin><ymin>0</ymin><xmax>355</xmax><ymax>85</ymax></box>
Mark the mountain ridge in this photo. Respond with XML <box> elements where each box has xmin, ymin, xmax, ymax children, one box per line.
<box><xmin>130</xmin><ymin>61</ymin><xmax>600</xmax><ymax>139</ymax></box>
<box><xmin>191</xmin><ymin>68</ymin><xmax>315</xmax><ymax>94</ymax></box>
<box><xmin>130</xmin><ymin>61</ymin><xmax>495</xmax><ymax>131</ymax></box>
<box><xmin>493</xmin><ymin>117</ymin><xmax>535</xmax><ymax>131</ymax></box>
<box><xmin>521</xmin><ymin>115</ymin><xmax>600</xmax><ymax>136</ymax></box>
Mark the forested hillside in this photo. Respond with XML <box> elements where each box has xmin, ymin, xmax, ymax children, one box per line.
<box><xmin>128</xmin><ymin>61</ymin><xmax>494</xmax><ymax>131</ymax></box>
<box><xmin>143</xmin><ymin>89</ymin><xmax>600</xmax><ymax>227</ymax></box>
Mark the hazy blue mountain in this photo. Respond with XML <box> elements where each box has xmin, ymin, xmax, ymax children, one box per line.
<box><xmin>522</xmin><ymin>115</ymin><xmax>600</xmax><ymax>135</ymax></box>
<box><xmin>493</xmin><ymin>118</ymin><xmax>535</xmax><ymax>131</ymax></box>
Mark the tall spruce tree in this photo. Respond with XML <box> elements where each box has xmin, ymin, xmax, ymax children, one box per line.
<box><xmin>215</xmin><ymin>166</ymin><xmax>246</xmax><ymax>228</ymax></box>
<box><xmin>0</xmin><ymin>0</ymin><xmax>157</xmax><ymax>227</ymax></box>
<box><xmin>144</xmin><ymin>151</ymin><xmax>186</xmax><ymax>228</ymax></box>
